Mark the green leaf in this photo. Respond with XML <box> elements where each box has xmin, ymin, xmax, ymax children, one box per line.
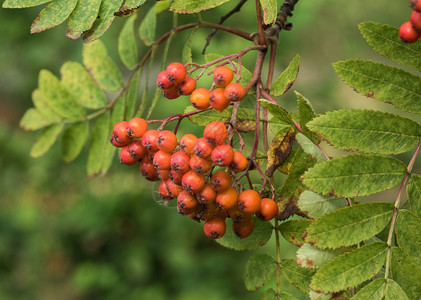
<box><xmin>216</xmin><ymin>217</ymin><xmax>273</xmax><ymax>250</ymax></box>
<box><xmin>395</xmin><ymin>209</ymin><xmax>421</xmax><ymax>267</ymax></box>
<box><xmin>391</xmin><ymin>247</ymin><xmax>421</xmax><ymax>300</ymax></box>
<box><xmin>310</xmin><ymin>242</ymin><xmax>387</xmax><ymax>293</ymax></box>
<box><xmin>83</xmin><ymin>0</ymin><xmax>123</xmax><ymax>43</ymax></box>
<box><xmin>61</xmin><ymin>122</ymin><xmax>89</xmax><ymax>163</ymax></box>
<box><xmin>298</xmin><ymin>190</ymin><xmax>347</xmax><ymax>219</ymax></box>
<box><xmin>359</xmin><ymin>22</ymin><xmax>421</xmax><ymax>72</ymax></box>
<box><xmin>406</xmin><ymin>174</ymin><xmax>421</xmax><ymax>219</ymax></box>
<box><xmin>30</xmin><ymin>0</ymin><xmax>77</xmax><ymax>33</ymax></box>
<box><xmin>155</xmin><ymin>1</ymin><xmax>170</xmax><ymax>13</ymax></box>
<box><xmin>138</xmin><ymin>4</ymin><xmax>156</xmax><ymax>46</ymax></box>
<box><xmin>20</xmin><ymin>108</ymin><xmax>52</xmax><ymax>131</ymax></box>
<box><xmin>296</xmin><ymin>91</ymin><xmax>319</xmax><ymax>143</ymax></box>
<box><xmin>118</xmin><ymin>14</ymin><xmax>138</xmax><ymax>70</ymax></box>
<box><xmin>83</xmin><ymin>40</ymin><xmax>123</xmax><ymax>92</ymax></box>
<box><xmin>303</xmin><ymin>154</ymin><xmax>406</xmax><ymax>197</ymax></box>
<box><xmin>31</xmin><ymin>89</ymin><xmax>62</xmax><ymax>123</ymax></box>
<box><xmin>279</xmin><ymin>259</ymin><xmax>316</xmax><ymax>294</ymax></box>
<box><xmin>170</xmin><ymin>0</ymin><xmax>230</xmax><ymax>13</ymax></box>
<box><xmin>125</xmin><ymin>69</ymin><xmax>142</xmax><ymax>120</ymax></box>
<box><xmin>66</xmin><ymin>0</ymin><xmax>101</xmax><ymax>39</ymax></box>
<box><xmin>384</xmin><ymin>279</ymin><xmax>410</xmax><ymax>300</ymax></box>
<box><xmin>3</xmin><ymin>0</ymin><xmax>50</xmax><ymax>8</ymax></box>
<box><xmin>266</xmin><ymin>126</ymin><xmax>295</xmax><ymax>177</ymax></box>
<box><xmin>351</xmin><ymin>277</ymin><xmax>385</xmax><ymax>300</ymax></box>
<box><xmin>297</xmin><ymin>243</ymin><xmax>346</xmax><ymax>270</ymax></box>
<box><xmin>278</xmin><ymin>219</ymin><xmax>312</xmax><ymax>247</ymax></box>
<box><xmin>261</xmin><ymin>289</ymin><xmax>298</xmax><ymax>300</ymax></box>
<box><xmin>118</xmin><ymin>0</ymin><xmax>146</xmax><ymax>15</ymax></box>
<box><xmin>260</xmin><ymin>0</ymin><xmax>277</xmax><ymax>25</ymax></box>
<box><xmin>60</xmin><ymin>61</ymin><xmax>107</xmax><ymax>109</ymax></box>
<box><xmin>260</xmin><ymin>99</ymin><xmax>293</xmax><ymax>125</ymax></box>
<box><xmin>30</xmin><ymin>124</ymin><xmax>64</xmax><ymax>158</ymax></box>
<box><xmin>244</xmin><ymin>254</ymin><xmax>275</xmax><ymax>291</ymax></box>
<box><xmin>269</xmin><ymin>117</ymin><xmax>290</xmax><ymax>135</ymax></box>
<box><xmin>304</xmin><ymin>202</ymin><xmax>393</xmax><ymax>249</ymax></box>
<box><xmin>307</xmin><ymin>109</ymin><xmax>421</xmax><ymax>155</ymax></box>
<box><xmin>277</xmin><ymin>148</ymin><xmax>316</xmax><ymax>220</ymax></box>
<box><xmin>87</xmin><ymin>112</ymin><xmax>110</xmax><ymax>177</ymax></box>
<box><xmin>333</xmin><ymin>59</ymin><xmax>421</xmax><ymax>114</ymax></box>
<box><xmin>185</xmin><ymin>105</ymin><xmax>255</xmax><ymax>127</ymax></box>
<box><xmin>39</xmin><ymin>70</ymin><xmax>86</xmax><ymax>120</ymax></box>
<box><xmin>182</xmin><ymin>28</ymin><xmax>197</xmax><ymax>65</ymax></box>
<box><xmin>296</xmin><ymin>133</ymin><xmax>326</xmax><ymax>162</ymax></box>
<box><xmin>271</xmin><ymin>55</ymin><xmax>300</xmax><ymax>96</ymax></box>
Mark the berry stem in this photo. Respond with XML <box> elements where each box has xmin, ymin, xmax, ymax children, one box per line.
<box><xmin>255</xmin><ymin>0</ymin><xmax>267</xmax><ymax>46</ymax></box>
<box><xmin>275</xmin><ymin>219</ymin><xmax>282</xmax><ymax>299</ymax></box>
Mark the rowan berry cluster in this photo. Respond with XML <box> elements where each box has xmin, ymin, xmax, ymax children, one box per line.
<box><xmin>399</xmin><ymin>0</ymin><xmax>421</xmax><ymax>43</ymax></box>
<box><xmin>110</xmin><ymin>117</ymin><xmax>278</xmax><ymax>240</ymax></box>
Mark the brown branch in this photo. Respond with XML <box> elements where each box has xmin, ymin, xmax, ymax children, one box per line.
<box><xmin>264</xmin><ymin>0</ymin><xmax>300</xmax><ymax>43</ymax></box>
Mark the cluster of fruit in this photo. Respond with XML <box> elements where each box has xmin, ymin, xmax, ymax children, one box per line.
<box><xmin>157</xmin><ymin>62</ymin><xmax>246</xmax><ymax>112</ymax></box>
<box><xmin>110</xmin><ymin>118</ymin><xmax>278</xmax><ymax>240</ymax></box>
<box><xmin>399</xmin><ymin>0</ymin><xmax>421</xmax><ymax>43</ymax></box>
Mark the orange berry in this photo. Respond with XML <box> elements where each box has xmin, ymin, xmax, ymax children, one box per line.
<box><xmin>153</xmin><ymin>150</ymin><xmax>172</xmax><ymax>170</ymax></box>
<box><xmin>120</xmin><ymin>146</ymin><xmax>139</xmax><ymax>166</ymax></box>
<box><xmin>179</xmin><ymin>133</ymin><xmax>198</xmax><ymax>156</ymax></box>
<box><xmin>203</xmin><ymin>121</ymin><xmax>228</xmax><ymax>146</ymax></box>
<box><xmin>193</xmin><ymin>138</ymin><xmax>214</xmax><ymax>158</ymax></box>
<box><xmin>224</xmin><ymin>83</ymin><xmax>246</xmax><ymax>102</ymax></box>
<box><xmin>233</xmin><ymin>218</ymin><xmax>254</xmax><ymax>239</ymax></box>
<box><xmin>213</xmin><ymin>66</ymin><xmax>234</xmax><ymax>87</ymax></box>
<box><xmin>256</xmin><ymin>198</ymin><xmax>278</xmax><ymax>221</ymax></box>
<box><xmin>211</xmin><ymin>144</ymin><xmax>234</xmax><ymax>167</ymax></box>
<box><xmin>158</xmin><ymin>180</ymin><xmax>173</xmax><ymax>200</ymax></box>
<box><xmin>237</xmin><ymin>190</ymin><xmax>261</xmax><ymax>214</ymax></box>
<box><xmin>113</xmin><ymin>121</ymin><xmax>132</xmax><ymax>144</ymax></box>
<box><xmin>162</xmin><ymin>85</ymin><xmax>180</xmax><ymax>99</ymax></box>
<box><xmin>170</xmin><ymin>151</ymin><xmax>191</xmax><ymax>173</ymax></box>
<box><xmin>157</xmin><ymin>130</ymin><xmax>178</xmax><ymax>152</ymax></box>
<box><xmin>229</xmin><ymin>151</ymin><xmax>248</xmax><ymax>173</ymax></box>
<box><xmin>197</xmin><ymin>184</ymin><xmax>217</xmax><ymax>204</ymax></box>
<box><xmin>166</xmin><ymin>62</ymin><xmax>187</xmax><ymax>85</ymax></box>
<box><xmin>190</xmin><ymin>88</ymin><xmax>211</xmax><ymax>110</ymax></box>
<box><xmin>182</xmin><ymin>171</ymin><xmax>206</xmax><ymax>193</ymax></box>
<box><xmin>157</xmin><ymin>71</ymin><xmax>173</xmax><ymax>89</ymax></box>
<box><xmin>178</xmin><ymin>77</ymin><xmax>197</xmax><ymax>95</ymax></box>
<box><xmin>210</xmin><ymin>88</ymin><xmax>230</xmax><ymax>112</ymax></box>
<box><xmin>190</xmin><ymin>155</ymin><xmax>213</xmax><ymax>174</ymax></box>
<box><xmin>215</xmin><ymin>187</ymin><xmax>238</xmax><ymax>210</ymax></box>
<box><xmin>128</xmin><ymin>140</ymin><xmax>148</xmax><ymax>160</ymax></box>
<box><xmin>204</xmin><ymin>217</ymin><xmax>226</xmax><ymax>239</ymax></box>
<box><xmin>399</xmin><ymin>21</ymin><xmax>420</xmax><ymax>43</ymax></box>
<box><xmin>141</xmin><ymin>130</ymin><xmax>160</xmax><ymax>152</ymax></box>
<box><xmin>140</xmin><ymin>157</ymin><xmax>159</xmax><ymax>181</ymax></box>
<box><xmin>126</xmin><ymin>118</ymin><xmax>148</xmax><ymax>139</ymax></box>
<box><xmin>210</xmin><ymin>171</ymin><xmax>232</xmax><ymax>192</ymax></box>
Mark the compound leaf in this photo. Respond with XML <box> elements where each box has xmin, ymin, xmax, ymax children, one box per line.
<box><xmin>359</xmin><ymin>22</ymin><xmax>421</xmax><ymax>72</ymax></box>
<box><xmin>3</xmin><ymin>0</ymin><xmax>51</xmax><ymax>8</ymax></box>
<box><xmin>83</xmin><ymin>39</ymin><xmax>123</xmax><ymax>92</ymax></box>
<box><xmin>406</xmin><ymin>174</ymin><xmax>421</xmax><ymax>219</ymax></box>
<box><xmin>30</xmin><ymin>123</ymin><xmax>64</xmax><ymax>158</ymax></box>
<box><xmin>66</xmin><ymin>0</ymin><xmax>101</xmax><ymax>39</ymax></box>
<box><xmin>296</xmin><ymin>133</ymin><xmax>326</xmax><ymax>162</ymax></box>
<box><xmin>333</xmin><ymin>59</ymin><xmax>421</xmax><ymax>114</ymax></box>
<box><xmin>118</xmin><ymin>14</ymin><xmax>138</xmax><ymax>70</ymax></box>
<box><xmin>244</xmin><ymin>254</ymin><xmax>275</xmax><ymax>291</ymax></box>
<box><xmin>298</xmin><ymin>190</ymin><xmax>347</xmax><ymax>219</ymax></box>
<box><xmin>279</xmin><ymin>259</ymin><xmax>316</xmax><ymax>294</ymax></box>
<box><xmin>304</xmin><ymin>202</ymin><xmax>393</xmax><ymax>249</ymax></box>
<box><xmin>30</xmin><ymin>0</ymin><xmax>77</xmax><ymax>33</ymax></box>
<box><xmin>297</xmin><ymin>243</ymin><xmax>346</xmax><ymax>270</ymax></box>
<box><xmin>31</xmin><ymin>89</ymin><xmax>62</xmax><ymax>123</ymax></box>
<box><xmin>20</xmin><ymin>108</ymin><xmax>52</xmax><ymax>131</ymax></box>
<box><xmin>271</xmin><ymin>54</ymin><xmax>300</xmax><ymax>96</ymax></box>
<box><xmin>303</xmin><ymin>154</ymin><xmax>406</xmax><ymax>197</ymax></box>
<box><xmin>391</xmin><ymin>247</ymin><xmax>421</xmax><ymax>300</ymax></box>
<box><xmin>61</xmin><ymin>121</ymin><xmax>89</xmax><ymax>163</ymax></box>
<box><xmin>60</xmin><ymin>61</ymin><xmax>107</xmax><ymax>109</ymax></box>
<box><xmin>216</xmin><ymin>217</ymin><xmax>273</xmax><ymax>250</ymax></box>
<box><xmin>310</xmin><ymin>242</ymin><xmax>387</xmax><ymax>293</ymax></box>
<box><xmin>170</xmin><ymin>0</ymin><xmax>230</xmax><ymax>13</ymax></box>
<box><xmin>279</xmin><ymin>219</ymin><xmax>312</xmax><ymax>247</ymax></box>
<box><xmin>395</xmin><ymin>209</ymin><xmax>421</xmax><ymax>267</ymax></box>
<box><xmin>307</xmin><ymin>109</ymin><xmax>421</xmax><ymax>155</ymax></box>
<box><xmin>87</xmin><ymin>112</ymin><xmax>110</xmax><ymax>177</ymax></box>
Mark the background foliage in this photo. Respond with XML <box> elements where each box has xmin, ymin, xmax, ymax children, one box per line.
<box><xmin>0</xmin><ymin>0</ymin><xmax>418</xmax><ymax>299</ymax></box>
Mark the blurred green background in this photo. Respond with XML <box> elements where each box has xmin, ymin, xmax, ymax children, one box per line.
<box><xmin>0</xmin><ymin>0</ymin><xmax>417</xmax><ymax>299</ymax></box>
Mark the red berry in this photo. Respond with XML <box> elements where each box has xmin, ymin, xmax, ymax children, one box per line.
<box><xmin>203</xmin><ymin>121</ymin><xmax>228</xmax><ymax>146</ymax></box>
<box><xmin>190</xmin><ymin>88</ymin><xmax>211</xmax><ymax>110</ymax></box>
<box><xmin>190</xmin><ymin>155</ymin><xmax>213</xmax><ymax>174</ymax></box>
<box><xmin>215</xmin><ymin>187</ymin><xmax>238</xmax><ymax>210</ymax></box>
<box><xmin>193</xmin><ymin>138</ymin><xmax>214</xmax><ymax>158</ymax></box>
<box><xmin>157</xmin><ymin>130</ymin><xmax>178</xmax><ymax>152</ymax></box>
<box><xmin>237</xmin><ymin>190</ymin><xmax>261</xmax><ymax>214</ymax></box>
<box><xmin>169</xmin><ymin>169</ymin><xmax>183</xmax><ymax>185</ymax></box>
<box><xmin>411</xmin><ymin>0</ymin><xmax>421</xmax><ymax>12</ymax></box>
<box><xmin>210</xmin><ymin>171</ymin><xmax>232</xmax><ymax>192</ymax></box>
<box><xmin>210</xmin><ymin>88</ymin><xmax>230</xmax><ymax>112</ymax></box>
<box><xmin>166</xmin><ymin>179</ymin><xmax>183</xmax><ymax>198</ymax></box>
<box><xmin>158</xmin><ymin>169</ymin><xmax>170</xmax><ymax>181</ymax></box>
<box><xmin>153</xmin><ymin>150</ymin><xmax>172</xmax><ymax>170</ymax></box>
<box><xmin>159</xmin><ymin>180</ymin><xmax>173</xmax><ymax>200</ymax></box>
<box><xmin>256</xmin><ymin>198</ymin><xmax>278</xmax><ymax>221</ymax></box>
<box><xmin>178</xmin><ymin>77</ymin><xmax>197</xmax><ymax>95</ymax></box>
<box><xmin>179</xmin><ymin>134</ymin><xmax>198</xmax><ymax>156</ymax></box>
<box><xmin>140</xmin><ymin>157</ymin><xmax>159</xmax><ymax>181</ymax></box>
<box><xmin>182</xmin><ymin>170</ymin><xmax>206</xmax><ymax>193</ymax></box>
<box><xmin>120</xmin><ymin>146</ymin><xmax>139</xmax><ymax>166</ymax></box>
<box><xmin>411</xmin><ymin>11</ymin><xmax>421</xmax><ymax>32</ymax></box>
<box><xmin>177</xmin><ymin>191</ymin><xmax>198</xmax><ymax>213</ymax></box>
<box><xmin>141</xmin><ymin>130</ymin><xmax>160</xmax><ymax>152</ymax></box>
<box><xmin>170</xmin><ymin>151</ymin><xmax>191</xmax><ymax>173</ymax></box>
<box><xmin>197</xmin><ymin>184</ymin><xmax>217</xmax><ymax>204</ymax></box>
<box><xmin>110</xmin><ymin>136</ymin><xmax>127</xmax><ymax>148</ymax></box>
<box><xmin>233</xmin><ymin>218</ymin><xmax>254</xmax><ymax>239</ymax></box>
<box><xmin>166</xmin><ymin>62</ymin><xmax>187</xmax><ymax>85</ymax></box>
<box><xmin>128</xmin><ymin>140</ymin><xmax>147</xmax><ymax>160</ymax></box>
<box><xmin>162</xmin><ymin>86</ymin><xmax>180</xmax><ymax>99</ymax></box>
<box><xmin>213</xmin><ymin>66</ymin><xmax>234</xmax><ymax>87</ymax></box>
<box><xmin>157</xmin><ymin>71</ymin><xmax>173</xmax><ymax>89</ymax></box>
<box><xmin>228</xmin><ymin>206</ymin><xmax>251</xmax><ymax>224</ymax></box>
<box><xmin>197</xmin><ymin>202</ymin><xmax>217</xmax><ymax>221</ymax></box>
<box><xmin>224</xmin><ymin>83</ymin><xmax>246</xmax><ymax>102</ymax></box>
<box><xmin>211</xmin><ymin>144</ymin><xmax>234</xmax><ymax>167</ymax></box>
<box><xmin>399</xmin><ymin>21</ymin><xmax>420</xmax><ymax>43</ymax></box>
<box><xmin>204</xmin><ymin>217</ymin><xmax>226</xmax><ymax>239</ymax></box>
<box><xmin>113</xmin><ymin>121</ymin><xmax>132</xmax><ymax>144</ymax></box>
<box><xmin>127</xmin><ymin>118</ymin><xmax>148</xmax><ymax>138</ymax></box>
<box><xmin>229</xmin><ymin>152</ymin><xmax>248</xmax><ymax>173</ymax></box>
